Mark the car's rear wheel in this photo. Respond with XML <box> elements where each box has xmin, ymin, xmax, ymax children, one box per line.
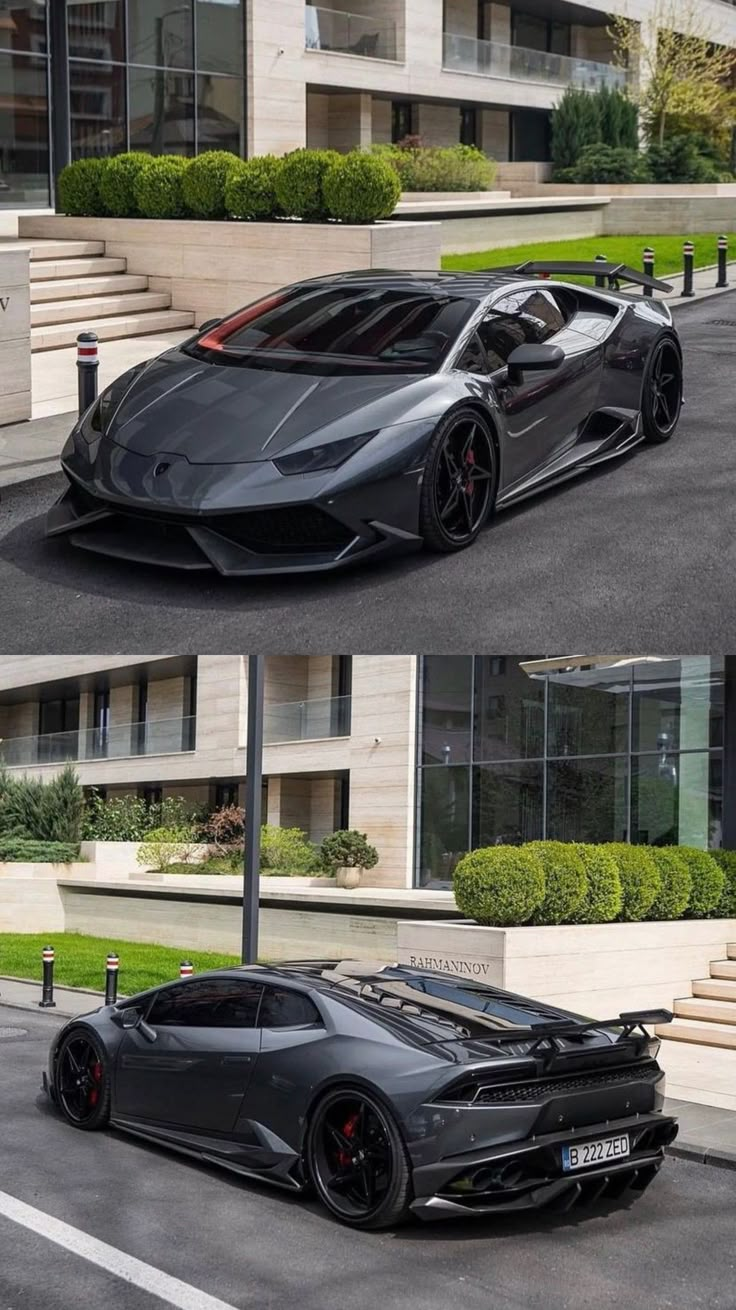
<box><xmin>306</xmin><ymin>1088</ymin><xmax>412</xmax><ymax>1230</ymax></box>
<box><xmin>56</xmin><ymin>1028</ymin><xmax>110</xmax><ymax>1131</ymax></box>
<box><xmin>419</xmin><ymin>408</ymin><xmax>497</xmax><ymax>552</ymax></box>
<box><xmin>641</xmin><ymin>334</ymin><xmax>682</xmax><ymax>444</ymax></box>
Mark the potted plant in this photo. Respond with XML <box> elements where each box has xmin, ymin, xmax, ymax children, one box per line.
<box><xmin>320</xmin><ymin>829</ymin><xmax>379</xmax><ymax>889</ymax></box>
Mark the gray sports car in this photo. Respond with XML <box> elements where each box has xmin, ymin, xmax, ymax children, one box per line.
<box><xmin>44</xmin><ymin>961</ymin><xmax>678</xmax><ymax>1229</ymax></box>
<box><xmin>46</xmin><ymin>261</ymin><xmax>681</xmax><ymax>577</ymax></box>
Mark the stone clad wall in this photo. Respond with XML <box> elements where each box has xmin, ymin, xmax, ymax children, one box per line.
<box><xmin>0</xmin><ymin>246</ymin><xmax>31</xmax><ymax>426</ymax></box>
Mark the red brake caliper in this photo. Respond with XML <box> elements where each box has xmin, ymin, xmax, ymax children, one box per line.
<box><xmin>88</xmin><ymin>1061</ymin><xmax>103</xmax><ymax>1107</ymax></box>
<box><xmin>337</xmin><ymin>1111</ymin><xmax>359</xmax><ymax>1167</ymax></box>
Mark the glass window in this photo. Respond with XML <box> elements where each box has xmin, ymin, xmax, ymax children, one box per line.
<box><xmin>0</xmin><ymin>51</ymin><xmax>49</xmax><ymax>203</ymax></box>
<box><xmin>128</xmin><ymin>65</ymin><xmax>194</xmax><ymax>154</ymax></box>
<box><xmin>69</xmin><ymin>59</ymin><xmax>126</xmax><ymax>156</ymax></box>
<box><xmin>0</xmin><ymin>1</ymin><xmax>46</xmax><ymax>53</ymax></box>
<box><xmin>67</xmin><ymin>1</ymin><xmax>125</xmax><ymax>62</ymax></box>
<box><xmin>128</xmin><ymin>0</ymin><xmax>194</xmax><ymax>69</ymax></box>
<box><xmin>419</xmin><ymin>764</ymin><xmax>470</xmax><ymax>884</ymax></box>
<box><xmin>633</xmin><ymin>657</ymin><xmax>724</xmax><ymax>754</ymax></box>
<box><xmin>455</xmin><ymin>332</ymin><xmax>488</xmax><ymax>375</ymax></box>
<box><xmin>197</xmin><ymin>72</ymin><xmax>242</xmax><ymax>154</ymax></box>
<box><xmin>549</xmin><ymin>22</ymin><xmax>570</xmax><ymax>56</ymax></box>
<box><xmin>259</xmin><ymin>987</ymin><xmax>322</xmax><ymax>1028</ymax></box>
<box><xmin>421</xmin><ymin>654</ymin><xmax>472</xmax><ymax>765</ymax></box>
<box><xmin>148</xmin><ymin>978</ymin><xmax>263</xmax><ymax>1027</ymax></box>
<box><xmin>547</xmin><ymin>664</ymin><xmax>629</xmax><ymax>757</ymax></box>
<box><xmin>196</xmin><ymin>0</ymin><xmax>243</xmax><ymax>75</ymax></box>
<box><xmin>512</xmin><ymin>12</ymin><xmax>548</xmax><ymax>52</ymax></box>
<box><xmin>547</xmin><ymin>756</ymin><xmax>628</xmax><ymax>843</ymax></box>
<box><xmin>473</xmin><ymin>656</ymin><xmax>545</xmax><ymax>761</ymax></box>
<box><xmin>632</xmin><ymin>751</ymin><xmax>723</xmax><ymax>849</ymax></box>
<box><xmin>473</xmin><ymin>761</ymin><xmax>543</xmax><ymax>846</ymax></box>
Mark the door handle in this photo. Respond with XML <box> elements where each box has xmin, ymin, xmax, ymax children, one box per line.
<box><xmin>221</xmin><ymin>1055</ymin><xmax>253</xmax><ymax>1065</ymax></box>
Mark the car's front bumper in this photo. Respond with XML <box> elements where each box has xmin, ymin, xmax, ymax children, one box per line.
<box><xmin>409</xmin><ymin>1112</ymin><xmax>678</xmax><ymax>1220</ymax></box>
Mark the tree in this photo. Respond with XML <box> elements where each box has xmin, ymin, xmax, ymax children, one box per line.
<box><xmin>551</xmin><ymin>87</ymin><xmax>602</xmax><ymax>173</ymax></box>
<box><xmin>609</xmin><ymin>0</ymin><xmax>736</xmax><ymax>145</ymax></box>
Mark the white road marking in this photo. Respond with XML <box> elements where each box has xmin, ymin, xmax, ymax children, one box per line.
<box><xmin>0</xmin><ymin>1188</ymin><xmax>241</xmax><ymax>1310</ymax></box>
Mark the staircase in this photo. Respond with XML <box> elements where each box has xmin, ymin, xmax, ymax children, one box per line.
<box><xmin>657</xmin><ymin>946</ymin><xmax>736</xmax><ymax>1051</ymax></box>
<box><xmin>27</xmin><ymin>238</ymin><xmax>195</xmax><ymax>351</ymax></box>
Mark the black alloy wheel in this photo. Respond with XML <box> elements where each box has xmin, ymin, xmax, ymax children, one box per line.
<box><xmin>56</xmin><ymin>1029</ymin><xmax>110</xmax><ymax>1130</ymax></box>
<box><xmin>306</xmin><ymin>1089</ymin><xmax>412</xmax><ymax>1229</ymax></box>
<box><xmin>642</xmin><ymin>336</ymin><xmax>683</xmax><ymax>444</ymax></box>
<box><xmin>420</xmin><ymin>408</ymin><xmax>497</xmax><ymax>552</ymax></box>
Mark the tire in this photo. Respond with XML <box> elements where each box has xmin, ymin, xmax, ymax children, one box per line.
<box><xmin>641</xmin><ymin>333</ymin><xmax>683</xmax><ymax>444</ymax></box>
<box><xmin>419</xmin><ymin>407</ymin><xmax>497</xmax><ymax>553</ymax></box>
<box><xmin>306</xmin><ymin>1087</ymin><xmax>413</xmax><ymax>1230</ymax></box>
<box><xmin>55</xmin><ymin>1027</ymin><xmax>111</xmax><ymax>1131</ymax></box>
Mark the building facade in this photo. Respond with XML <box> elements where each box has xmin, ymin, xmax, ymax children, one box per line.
<box><xmin>4</xmin><ymin>0</ymin><xmax>736</xmax><ymax>208</ymax></box>
<box><xmin>0</xmin><ymin>654</ymin><xmax>733</xmax><ymax>888</ymax></box>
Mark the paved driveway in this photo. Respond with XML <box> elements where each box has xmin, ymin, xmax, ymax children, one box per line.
<box><xmin>1</xmin><ymin>1004</ymin><xmax>736</xmax><ymax>1310</ymax></box>
<box><xmin>0</xmin><ymin>296</ymin><xmax>734</xmax><ymax>653</ymax></box>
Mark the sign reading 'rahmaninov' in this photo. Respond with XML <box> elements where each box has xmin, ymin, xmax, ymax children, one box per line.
<box><xmin>407</xmin><ymin>954</ymin><xmax>491</xmax><ymax>978</ymax></box>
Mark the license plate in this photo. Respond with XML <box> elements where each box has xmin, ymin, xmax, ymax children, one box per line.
<box><xmin>561</xmin><ymin>1133</ymin><xmax>630</xmax><ymax>1172</ymax></box>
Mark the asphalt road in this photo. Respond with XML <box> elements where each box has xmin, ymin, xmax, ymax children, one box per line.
<box><xmin>0</xmin><ymin>295</ymin><xmax>734</xmax><ymax>653</ymax></box>
<box><xmin>1</xmin><ymin>1004</ymin><xmax>735</xmax><ymax>1310</ymax></box>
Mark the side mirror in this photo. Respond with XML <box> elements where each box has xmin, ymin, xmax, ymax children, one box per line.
<box><xmin>198</xmin><ymin>317</ymin><xmax>222</xmax><ymax>334</ymax></box>
<box><xmin>119</xmin><ymin>1006</ymin><xmax>141</xmax><ymax>1029</ymax></box>
<box><xmin>507</xmin><ymin>342</ymin><xmax>565</xmax><ymax>385</ymax></box>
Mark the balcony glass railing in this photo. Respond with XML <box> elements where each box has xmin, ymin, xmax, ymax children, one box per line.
<box><xmin>0</xmin><ymin>715</ymin><xmax>197</xmax><ymax>768</ymax></box>
<box><xmin>264</xmin><ymin>695</ymin><xmax>351</xmax><ymax>744</ymax></box>
<box><xmin>305</xmin><ymin>6</ymin><xmax>397</xmax><ymax>60</ymax></box>
<box><xmin>443</xmin><ymin>33</ymin><xmax>628</xmax><ymax>91</ymax></box>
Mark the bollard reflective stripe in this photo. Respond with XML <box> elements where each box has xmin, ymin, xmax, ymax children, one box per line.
<box><xmin>105</xmin><ymin>953</ymin><xmax>120</xmax><ymax>1005</ymax></box>
<box><xmin>42</xmin><ymin>948</ymin><xmax>54</xmax><ymax>962</ymax></box>
<box><xmin>106</xmin><ymin>954</ymin><xmax>120</xmax><ymax>970</ymax></box>
<box><xmin>179</xmin><ymin>961</ymin><xmax>194</xmax><ymax>978</ymax></box>
<box><xmin>77</xmin><ymin>330</ymin><xmax>99</xmax><ymax>418</ymax></box>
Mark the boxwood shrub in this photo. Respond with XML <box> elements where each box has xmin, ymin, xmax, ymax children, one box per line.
<box><xmin>601</xmin><ymin>843</ymin><xmax>662</xmax><ymax>922</ymax></box>
<box><xmin>374</xmin><ymin>142</ymin><xmax>496</xmax><ymax>192</ymax></box>
<box><xmin>58</xmin><ymin>157</ymin><xmax>110</xmax><ymax>216</ymax></box>
<box><xmin>647</xmin><ymin>847</ymin><xmax>692</xmax><ymax>920</ymax></box>
<box><xmin>323</xmin><ymin>151</ymin><xmax>401</xmax><ymax>223</ymax></box>
<box><xmin>567</xmin><ymin>143</ymin><xmax>649</xmax><ymax>184</ymax></box>
<box><xmin>679</xmin><ymin>846</ymin><xmax>725</xmax><ymax>917</ymax></box>
<box><xmin>712</xmin><ymin>850</ymin><xmax>736</xmax><ymax>918</ymax></box>
<box><xmin>275</xmin><ymin>148</ymin><xmax>341</xmax><ymax>221</ymax></box>
<box><xmin>225</xmin><ymin>155</ymin><xmax>283</xmax><ymax>220</ymax></box>
<box><xmin>453</xmin><ymin>846</ymin><xmax>545</xmax><ymax>926</ymax></box>
<box><xmin>182</xmin><ymin>150</ymin><xmax>241</xmax><ymax>219</ymax></box>
<box><xmin>99</xmin><ymin>151</ymin><xmax>151</xmax><ymax>217</ymax></box>
<box><xmin>134</xmin><ymin>156</ymin><xmax>189</xmax><ymax>219</ymax></box>
<box><xmin>525</xmin><ymin>841</ymin><xmax>586</xmax><ymax>924</ymax></box>
<box><xmin>568</xmin><ymin>845</ymin><xmax>622</xmax><ymax>923</ymax></box>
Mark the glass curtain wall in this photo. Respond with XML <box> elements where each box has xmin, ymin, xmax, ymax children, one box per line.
<box><xmin>417</xmin><ymin>656</ymin><xmax>725</xmax><ymax>885</ymax></box>
<box><xmin>0</xmin><ymin>1</ymin><xmax>50</xmax><ymax>205</ymax></box>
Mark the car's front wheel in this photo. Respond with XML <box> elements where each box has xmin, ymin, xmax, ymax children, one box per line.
<box><xmin>306</xmin><ymin>1088</ymin><xmax>412</xmax><ymax>1229</ymax></box>
<box><xmin>641</xmin><ymin>333</ymin><xmax>683</xmax><ymax>444</ymax></box>
<box><xmin>419</xmin><ymin>408</ymin><xmax>497</xmax><ymax>552</ymax></box>
<box><xmin>55</xmin><ymin>1027</ymin><xmax>111</xmax><ymax>1131</ymax></box>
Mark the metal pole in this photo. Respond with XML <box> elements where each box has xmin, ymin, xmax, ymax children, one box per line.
<box><xmin>682</xmin><ymin>241</ymin><xmax>695</xmax><ymax>298</ymax></box>
<box><xmin>717</xmin><ymin>235</ymin><xmax>729</xmax><ymax>289</ymax></box>
<box><xmin>242</xmin><ymin>655</ymin><xmax>264</xmax><ymax>964</ymax></box>
<box><xmin>104</xmin><ymin>953</ymin><xmax>119</xmax><ymax>1005</ymax></box>
<box><xmin>594</xmin><ymin>253</ymin><xmax>607</xmax><ymax>289</ymax></box>
<box><xmin>642</xmin><ymin>247</ymin><xmax>654</xmax><ymax>298</ymax></box>
<box><xmin>77</xmin><ymin>331</ymin><xmax>99</xmax><ymax>416</ymax></box>
<box><xmin>39</xmin><ymin>945</ymin><xmax>56</xmax><ymax>1009</ymax></box>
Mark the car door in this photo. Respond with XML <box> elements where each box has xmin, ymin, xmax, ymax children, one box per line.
<box><xmin>479</xmin><ymin>288</ymin><xmax>602</xmax><ymax>488</ymax></box>
<box><xmin>114</xmin><ymin>977</ymin><xmax>263</xmax><ymax>1133</ymax></box>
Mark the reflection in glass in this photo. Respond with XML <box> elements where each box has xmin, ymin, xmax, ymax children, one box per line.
<box><xmin>547</xmin><ymin>663</ymin><xmax>629</xmax><ymax>757</ymax></box>
<box><xmin>419</xmin><ymin>765</ymin><xmax>469</xmax><ymax>885</ymax></box>
<box><xmin>632</xmin><ymin>752</ymin><xmax>723</xmax><ymax>849</ymax></box>
<box><xmin>129</xmin><ymin>65</ymin><xmax>194</xmax><ymax>154</ymax></box>
<box><xmin>473</xmin><ymin>762</ymin><xmax>543</xmax><ymax>847</ymax></box>
<box><xmin>128</xmin><ymin>0</ymin><xmax>193</xmax><ymax>69</ymax></box>
<box><xmin>421</xmin><ymin>655</ymin><xmax>472</xmax><ymax>765</ymax></box>
<box><xmin>547</xmin><ymin>756</ymin><xmax>628</xmax><ymax>844</ymax></box>
<box><xmin>69</xmin><ymin>59</ymin><xmax>126</xmax><ymax>156</ymax></box>
<box><xmin>196</xmin><ymin>0</ymin><xmax>243</xmax><ymax>74</ymax></box>
<box><xmin>0</xmin><ymin>1</ymin><xmax>46</xmax><ymax>53</ymax></box>
<box><xmin>197</xmin><ymin>73</ymin><xmax>242</xmax><ymax>153</ymax></box>
<box><xmin>0</xmin><ymin>52</ymin><xmax>50</xmax><ymax>203</ymax></box>
<box><xmin>474</xmin><ymin>656</ymin><xmax>544</xmax><ymax>761</ymax></box>
<box><xmin>67</xmin><ymin>1</ymin><xmax>124</xmax><ymax>62</ymax></box>
<box><xmin>633</xmin><ymin>656</ymin><xmax>724</xmax><ymax>754</ymax></box>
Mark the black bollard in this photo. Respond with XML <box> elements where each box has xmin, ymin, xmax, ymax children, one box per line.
<box><xmin>39</xmin><ymin>945</ymin><xmax>56</xmax><ymax>1009</ymax></box>
<box><xmin>179</xmin><ymin>960</ymin><xmax>194</xmax><ymax>979</ymax></box>
<box><xmin>682</xmin><ymin>241</ymin><xmax>695</xmax><ymax>298</ymax></box>
<box><xmin>717</xmin><ymin>235</ymin><xmax>729</xmax><ymax>288</ymax></box>
<box><xmin>642</xmin><ymin>247</ymin><xmax>655</xmax><ymax>298</ymax></box>
<box><xmin>594</xmin><ymin>253</ymin><xmax>607</xmax><ymax>288</ymax></box>
<box><xmin>104</xmin><ymin>953</ymin><xmax>119</xmax><ymax>1006</ymax></box>
<box><xmin>77</xmin><ymin>331</ymin><xmax>99</xmax><ymax>417</ymax></box>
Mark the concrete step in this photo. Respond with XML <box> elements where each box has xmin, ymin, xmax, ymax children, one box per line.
<box><xmin>30</xmin><ymin>256</ymin><xmax>127</xmax><ymax>282</ymax></box>
<box><xmin>728</xmin><ymin>943</ymin><xmax>736</xmax><ymax>961</ymax></box>
<box><xmin>26</xmin><ymin>239</ymin><xmax>106</xmax><ymax>260</ymax></box>
<box><xmin>31</xmin><ymin>309</ymin><xmax>196</xmax><ymax>351</ymax></box>
<box><xmin>674</xmin><ymin>997</ymin><xmax>736</xmax><ymax>1025</ymax></box>
<box><xmin>657</xmin><ymin>1017</ymin><xmax>736</xmax><ymax>1050</ymax></box>
<box><xmin>31</xmin><ymin>290</ymin><xmax>172</xmax><ymax>328</ymax></box>
<box><xmin>710</xmin><ymin>960</ymin><xmax>736</xmax><ymax>980</ymax></box>
<box><xmin>692</xmin><ymin>978</ymin><xmax>736</xmax><ymax>1002</ymax></box>
<box><xmin>31</xmin><ymin>273</ymin><xmax>149</xmax><ymax>303</ymax></box>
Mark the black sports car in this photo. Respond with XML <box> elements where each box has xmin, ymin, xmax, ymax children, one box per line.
<box><xmin>44</xmin><ymin>961</ymin><xmax>677</xmax><ymax>1229</ymax></box>
<box><xmin>47</xmin><ymin>261</ymin><xmax>682</xmax><ymax>576</ymax></box>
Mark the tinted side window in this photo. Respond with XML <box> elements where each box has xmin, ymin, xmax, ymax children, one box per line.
<box><xmin>455</xmin><ymin>332</ymin><xmax>488</xmax><ymax>374</ymax></box>
<box><xmin>148</xmin><ymin>979</ymin><xmax>263</xmax><ymax>1028</ymax></box>
<box><xmin>259</xmin><ymin>987</ymin><xmax>322</xmax><ymax>1029</ymax></box>
<box><xmin>479</xmin><ymin>289</ymin><xmax>569</xmax><ymax>370</ymax></box>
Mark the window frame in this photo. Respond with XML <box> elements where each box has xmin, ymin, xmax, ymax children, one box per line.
<box><xmin>258</xmin><ymin>984</ymin><xmax>324</xmax><ymax>1031</ymax></box>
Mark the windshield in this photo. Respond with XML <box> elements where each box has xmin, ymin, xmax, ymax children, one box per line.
<box><xmin>192</xmin><ymin>285</ymin><xmax>476</xmax><ymax>375</ymax></box>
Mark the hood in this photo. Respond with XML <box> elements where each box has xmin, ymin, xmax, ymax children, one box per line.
<box><xmin>102</xmin><ymin>349</ymin><xmax>446</xmax><ymax>465</ymax></box>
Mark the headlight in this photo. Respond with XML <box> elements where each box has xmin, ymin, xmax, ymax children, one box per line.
<box><xmin>273</xmin><ymin>430</ymin><xmax>377</xmax><ymax>476</ymax></box>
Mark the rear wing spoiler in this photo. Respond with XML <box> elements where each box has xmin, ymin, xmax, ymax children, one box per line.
<box><xmin>487</xmin><ymin>1009</ymin><xmax>673</xmax><ymax>1054</ymax></box>
<box><xmin>485</xmin><ymin>260</ymin><xmax>673</xmax><ymax>295</ymax></box>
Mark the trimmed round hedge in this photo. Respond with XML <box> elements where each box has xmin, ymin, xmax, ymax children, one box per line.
<box><xmin>182</xmin><ymin>150</ymin><xmax>241</xmax><ymax>219</ymax></box>
<box><xmin>134</xmin><ymin>156</ymin><xmax>189</xmax><ymax>219</ymax></box>
<box><xmin>602</xmin><ymin>843</ymin><xmax>662</xmax><ymax>922</ymax></box>
<box><xmin>525</xmin><ymin>841</ymin><xmax>586</xmax><ymax>925</ymax></box>
<box><xmin>58</xmin><ymin>157</ymin><xmax>110</xmax><ymax>216</ymax></box>
<box><xmin>648</xmin><ymin>847</ymin><xmax>692</xmax><ymax>920</ymax></box>
<box><xmin>679</xmin><ymin>846</ymin><xmax>725</xmax><ymax>917</ymax></box>
<box><xmin>275</xmin><ymin>148</ymin><xmax>341</xmax><ymax>222</ymax></box>
<box><xmin>323</xmin><ymin>151</ymin><xmax>401</xmax><ymax>223</ymax></box>
<box><xmin>225</xmin><ymin>155</ymin><xmax>283</xmax><ymax>221</ymax></box>
<box><xmin>713</xmin><ymin>850</ymin><xmax>736</xmax><ymax>918</ymax></box>
<box><xmin>568</xmin><ymin>845</ymin><xmax>622</xmax><ymax>923</ymax></box>
<box><xmin>99</xmin><ymin>151</ymin><xmax>151</xmax><ymax>217</ymax></box>
<box><xmin>453</xmin><ymin>846</ymin><xmax>545</xmax><ymax>927</ymax></box>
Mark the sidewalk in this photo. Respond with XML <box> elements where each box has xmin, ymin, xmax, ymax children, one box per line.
<box><xmin>0</xmin><ymin>411</ymin><xmax>75</xmax><ymax>487</ymax></box>
<box><xmin>665</xmin><ymin>1097</ymin><xmax>736</xmax><ymax>1171</ymax></box>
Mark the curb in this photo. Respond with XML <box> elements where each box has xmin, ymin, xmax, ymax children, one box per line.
<box><xmin>667</xmin><ymin>1141</ymin><xmax>736</xmax><ymax>1173</ymax></box>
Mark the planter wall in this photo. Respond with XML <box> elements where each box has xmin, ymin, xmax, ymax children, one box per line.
<box><xmin>17</xmin><ymin>216</ymin><xmax>442</xmax><ymax>326</ymax></box>
<box><xmin>397</xmin><ymin>918</ymin><xmax>736</xmax><ymax>1018</ymax></box>
<box><xmin>0</xmin><ymin>245</ymin><xmax>31</xmax><ymax>426</ymax></box>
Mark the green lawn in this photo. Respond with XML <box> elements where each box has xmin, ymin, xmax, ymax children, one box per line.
<box><xmin>442</xmin><ymin>233</ymin><xmax>736</xmax><ymax>282</ymax></box>
<box><xmin>0</xmin><ymin>932</ymin><xmax>240</xmax><ymax>993</ymax></box>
